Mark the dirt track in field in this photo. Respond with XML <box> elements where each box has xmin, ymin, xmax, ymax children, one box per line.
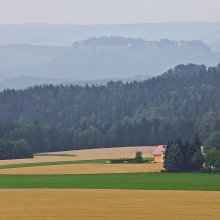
<box><xmin>0</xmin><ymin>146</ymin><xmax>156</xmax><ymax>165</ymax></box>
<box><xmin>0</xmin><ymin>163</ymin><xmax>163</xmax><ymax>175</ymax></box>
<box><xmin>0</xmin><ymin>189</ymin><xmax>219</xmax><ymax>220</ymax></box>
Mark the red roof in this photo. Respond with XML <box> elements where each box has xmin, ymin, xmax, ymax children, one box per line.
<box><xmin>152</xmin><ymin>145</ymin><xmax>166</xmax><ymax>156</ymax></box>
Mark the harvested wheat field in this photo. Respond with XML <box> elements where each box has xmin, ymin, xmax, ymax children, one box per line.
<box><xmin>50</xmin><ymin>146</ymin><xmax>156</xmax><ymax>160</ymax></box>
<box><xmin>0</xmin><ymin>163</ymin><xmax>163</xmax><ymax>175</ymax></box>
<box><xmin>0</xmin><ymin>189</ymin><xmax>219</xmax><ymax>220</ymax></box>
<box><xmin>0</xmin><ymin>146</ymin><xmax>156</xmax><ymax>165</ymax></box>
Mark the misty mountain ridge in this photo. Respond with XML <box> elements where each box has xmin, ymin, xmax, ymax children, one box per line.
<box><xmin>1</xmin><ymin>36</ymin><xmax>220</xmax><ymax>90</ymax></box>
<box><xmin>0</xmin><ymin>23</ymin><xmax>220</xmax><ymax>51</ymax></box>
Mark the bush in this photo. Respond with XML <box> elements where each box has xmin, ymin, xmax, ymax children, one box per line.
<box><xmin>205</xmin><ymin>148</ymin><xmax>220</xmax><ymax>171</ymax></box>
<box><xmin>135</xmin><ymin>151</ymin><xmax>143</xmax><ymax>163</ymax></box>
<box><xmin>0</xmin><ymin>139</ymin><xmax>33</xmax><ymax>160</ymax></box>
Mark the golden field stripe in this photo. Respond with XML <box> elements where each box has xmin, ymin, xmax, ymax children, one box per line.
<box><xmin>0</xmin><ymin>189</ymin><xmax>219</xmax><ymax>220</ymax></box>
<box><xmin>0</xmin><ymin>146</ymin><xmax>156</xmax><ymax>165</ymax></box>
<box><xmin>0</xmin><ymin>163</ymin><xmax>163</xmax><ymax>175</ymax></box>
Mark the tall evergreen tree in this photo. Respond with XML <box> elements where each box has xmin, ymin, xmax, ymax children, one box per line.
<box><xmin>185</xmin><ymin>133</ymin><xmax>202</xmax><ymax>171</ymax></box>
<box><xmin>166</xmin><ymin>143</ymin><xmax>184</xmax><ymax>172</ymax></box>
<box><xmin>163</xmin><ymin>140</ymin><xmax>171</xmax><ymax>170</ymax></box>
<box><xmin>192</xmin><ymin>150</ymin><xmax>205</xmax><ymax>171</ymax></box>
<box><xmin>182</xmin><ymin>141</ymin><xmax>191</xmax><ymax>170</ymax></box>
<box><xmin>191</xmin><ymin>132</ymin><xmax>201</xmax><ymax>152</ymax></box>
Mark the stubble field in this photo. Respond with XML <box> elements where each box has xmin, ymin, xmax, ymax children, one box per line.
<box><xmin>0</xmin><ymin>146</ymin><xmax>156</xmax><ymax>165</ymax></box>
<box><xmin>0</xmin><ymin>163</ymin><xmax>162</xmax><ymax>175</ymax></box>
<box><xmin>0</xmin><ymin>189</ymin><xmax>219</xmax><ymax>220</ymax></box>
<box><xmin>0</xmin><ymin>146</ymin><xmax>159</xmax><ymax>175</ymax></box>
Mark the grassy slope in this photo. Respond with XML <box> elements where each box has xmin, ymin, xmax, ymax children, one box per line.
<box><xmin>0</xmin><ymin>173</ymin><xmax>219</xmax><ymax>191</ymax></box>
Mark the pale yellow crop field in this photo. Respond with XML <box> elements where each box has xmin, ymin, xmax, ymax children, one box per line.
<box><xmin>0</xmin><ymin>189</ymin><xmax>219</xmax><ymax>220</ymax></box>
<box><xmin>0</xmin><ymin>146</ymin><xmax>156</xmax><ymax>165</ymax></box>
<box><xmin>51</xmin><ymin>146</ymin><xmax>156</xmax><ymax>160</ymax></box>
<box><xmin>0</xmin><ymin>163</ymin><xmax>163</xmax><ymax>175</ymax></box>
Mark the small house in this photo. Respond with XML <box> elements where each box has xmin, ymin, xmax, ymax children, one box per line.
<box><xmin>152</xmin><ymin>145</ymin><xmax>166</xmax><ymax>163</ymax></box>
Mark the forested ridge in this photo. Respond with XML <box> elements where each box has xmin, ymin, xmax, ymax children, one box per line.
<box><xmin>0</xmin><ymin>63</ymin><xmax>220</xmax><ymax>153</ymax></box>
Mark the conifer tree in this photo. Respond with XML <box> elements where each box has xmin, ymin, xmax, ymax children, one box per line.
<box><xmin>166</xmin><ymin>143</ymin><xmax>184</xmax><ymax>172</ymax></box>
<box><xmin>163</xmin><ymin>140</ymin><xmax>171</xmax><ymax>170</ymax></box>
<box><xmin>185</xmin><ymin>132</ymin><xmax>202</xmax><ymax>171</ymax></box>
<box><xmin>192</xmin><ymin>151</ymin><xmax>205</xmax><ymax>171</ymax></box>
<box><xmin>191</xmin><ymin>132</ymin><xmax>201</xmax><ymax>152</ymax></box>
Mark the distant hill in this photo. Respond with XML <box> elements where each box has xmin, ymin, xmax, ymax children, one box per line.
<box><xmin>0</xmin><ymin>23</ymin><xmax>220</xmax><ymax>51</ymax></box>
<box><xmin>0</xmin><ymin>44</ymin><xmax>67</xmax><ymax>73</ymax></box>
<box><xmin>1</xmin><ymin>37</ymin><xmax>220</xmax><ymax>86</ymax></box>
<box><xmin>0</xmin><ymin>75</ymin><xmax>153</xmax><ymax>90</ymax></box>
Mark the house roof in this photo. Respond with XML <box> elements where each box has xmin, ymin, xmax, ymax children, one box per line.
<box><xmin>152</xmin><ymin>145</ymin><xmax>166</xmax><ymax>156</ymax></box>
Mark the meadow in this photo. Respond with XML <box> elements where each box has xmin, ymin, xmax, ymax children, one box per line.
<box><xmin>0</xmin><ymin>173</ymin><xmax>220</xmax><ymax>191</ymax></box>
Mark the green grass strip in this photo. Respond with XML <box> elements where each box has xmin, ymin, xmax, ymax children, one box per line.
<box><xmin>0</xmin><ymin>173</ymin><xmax>219</xmax><ymax>191</ymax></box>
<box><xmin>0</xmin><ymin>159</ymin><xmax>108</xmax><ymax>169</ymax></box>
<box><xmin>110</xmin><ymin>158</ymin><xmax>152</xmax><ymax>163</ymax></box>
<box><xmin>0</xmin><ymin>158</ymin><xmax>152</xmax><ymax>169</ymax></box>
<box><xmin>34</xmin><ymin>154</ymin><xmax>76</xmax><ymax>157</ymax></box>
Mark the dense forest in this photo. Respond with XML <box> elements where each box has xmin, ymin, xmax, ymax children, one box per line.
<box><xmin>0</xmin><ymin>63</ymin><xmax>220</xmax><ymax>153</ymax></box>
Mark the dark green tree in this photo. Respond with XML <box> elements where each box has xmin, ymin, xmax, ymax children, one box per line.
<box><xmin>191</xmin><ymin>132</ymin><xmax>201</xmax><ymax>152</ymax></box>
<box><xmin>192</xmin><ymin>151</ymin><xmax>205</xmax><ymax>171</ymax></box>
<box><xmin>205</xmin><ymin>148</ymin><xmax>220</xmax><ymax>171</ymax></box>
<box><xmin>206</xmin><ymin>130</ymin><xmax>220</xmax><ymax>150</ymax></box>
<box><xmin>185</xmin><ymin>133</ymin><xmax>202</xmax><ymax>171</ymax></box>
<box><xmin>163</xmin><ymin>140</ymin><xmax>171</xmax><ymax>170</ymax></box>
<box><xmin>166</xmin><ymin>143</ymin><xmax>184</xmax><ymax>172</ymax></box>
<box><xmin>0</xmin><ymin>139</ymin><xmax>33</xmax><ymax>160</ymax></box>
<box><xmin>135</xmin><ymin>151</ymin><xmax>143</xmax><ymax>163</ymax></box>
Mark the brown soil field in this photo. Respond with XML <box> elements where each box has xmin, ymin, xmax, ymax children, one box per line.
<box><xmin>0</xmin><ymin>189</ymin><xmax>219</xmax><ymax>220</ymax></box>
<box><xmin>0</xmin><ymin>163</ymin><xmax>163</xmax><ymax>175</ymax></box>
<box><xmin>0</xmin><ymin>146</ymin><xmax>156</xmax><ymax>165</ymax></box>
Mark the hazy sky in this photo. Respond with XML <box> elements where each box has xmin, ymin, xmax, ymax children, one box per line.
<box><xmin>0</xmin><ymin>0</ymin><xmax>220</xmax><ymax>24</ymax></box>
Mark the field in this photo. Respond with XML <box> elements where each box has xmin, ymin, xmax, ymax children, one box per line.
<box><xmin>0</xmin><ymin>146</ymin><xmax>159</xmax><ymax>175</ymax></box>
<box><xmin>0</xmin><ymin>146</ymin><xmax>220</xmax><ymax>219</ymax></box>
<box><xmin>0</xmin><ymin>189</ymin><xmax>219</xmax><ymax>220</ymax></box>
<box><xmin>0</xmin><ymin>146</ymin><xmax>156</xmax><ymax>165</ymax></box>
<box><xmin>0</xmin><ymin>163</ymin><xmax>162</xmax><ymax>175</ymax></box>
<box><xmin>0</xmin><ymin>173</ymin><xmax>220</xmax><ymax>191</ymax></box>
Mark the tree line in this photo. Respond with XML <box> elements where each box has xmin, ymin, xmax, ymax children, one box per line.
<box><xmin>0</xmin><ymin>118</ymin><xmax>193</xmax><ymax>153</ymax></box>
<box><xmin>164</xmin><ymin>132</ymin><xmax>220</xmax><ymax>172</ymax></box>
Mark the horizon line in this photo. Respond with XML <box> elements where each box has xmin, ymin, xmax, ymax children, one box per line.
<box><xmin>0</xmin><ymin>21</ymin><xmax>220</xmax><ymax>26</ymax></box>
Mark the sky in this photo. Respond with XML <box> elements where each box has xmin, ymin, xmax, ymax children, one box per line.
<box><xmin>0</xmin><ymin>0</ymin><xmax>220</xmax><ymax>25</ymax></box>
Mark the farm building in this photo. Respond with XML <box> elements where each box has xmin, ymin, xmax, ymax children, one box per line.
<box><xmin>152</xmin><ymin>145</ymin><xmax>166</xmax><ymax>163</ymax></box>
